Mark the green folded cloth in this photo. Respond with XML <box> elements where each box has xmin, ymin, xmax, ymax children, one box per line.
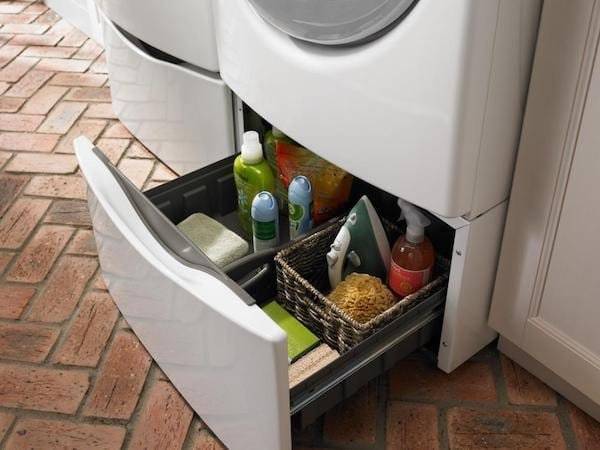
<box><xmin>177</xmin><ymin>213</ymin><xmax>249</xmax><ymax>268</ymax></box>
<box><xmin>261</xmin><ymin>301</ymin><xmax>320</xmax><ymax>363</ymax></box>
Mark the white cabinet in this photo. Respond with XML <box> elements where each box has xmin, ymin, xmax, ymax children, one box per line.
<box><xmin>489</xmin><ymin>0</ymin><xmax>600</xmax><ymax>420</ymax></box>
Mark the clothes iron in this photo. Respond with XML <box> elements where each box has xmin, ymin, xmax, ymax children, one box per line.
<box><xmin>326</xmin><ymin>196</ymin><xmax>391</xmax><ymax>288</ymax></box>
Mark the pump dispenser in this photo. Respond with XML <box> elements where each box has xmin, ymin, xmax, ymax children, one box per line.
<box><xmin>240</xmin><ymin>131</ymin><xmax>263</xmax><ymax>164</ymax></box>
<box><xmin>388</xmin><ymin>199</ymin><xmax>435</xmax><ymax>298</ymax></box>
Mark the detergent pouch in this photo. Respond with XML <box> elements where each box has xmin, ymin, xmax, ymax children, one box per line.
<box><xmin>276</xmin><ymin>140</ymin><xmax>353</xmax><ymax>224</ymax></box>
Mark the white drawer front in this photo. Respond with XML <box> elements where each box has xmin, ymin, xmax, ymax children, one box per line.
<box><xmin>76</xmin><ymin>138</ymin><xmax>290</xmax><ymax>450</ymax></box>
<box><xmin>98</xmin><ymin>0</ymin><xmax>218</xmax><ymax>70</ymax></box>
<box><xmin>102</xmin><ymin>16</ymin><xmax>235</xmax><ymax>176</ymax></box>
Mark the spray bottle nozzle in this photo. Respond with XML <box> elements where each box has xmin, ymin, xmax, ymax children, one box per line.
<box><xmin>398</xmin><ymin>199</ymin><xmax>430</xmax><ymax>244</ymax></box>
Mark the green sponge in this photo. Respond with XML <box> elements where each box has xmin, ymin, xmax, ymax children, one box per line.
<box><xmin>261</xmin><ymin>301</ymin><xmax>320</xmax><ymax>363</ymax></box>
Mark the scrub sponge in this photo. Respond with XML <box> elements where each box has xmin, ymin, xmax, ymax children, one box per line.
<box><xmin>177</xmin><ymin>213</ymin><xmax>249</xmax><ymax>268</ymax></box>
<box><xmin>328</xmin><ymin>273</ymin><xmax>396</xmax><ymax>324</ymax></box>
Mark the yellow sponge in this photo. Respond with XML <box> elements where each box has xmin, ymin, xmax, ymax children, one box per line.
<box><xmin>328</xmin><ymin>273</ymin><xmax>396</xmax><ymax>324</ymax></box>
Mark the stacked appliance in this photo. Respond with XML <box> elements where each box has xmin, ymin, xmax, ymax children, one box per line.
<box><xmin>84</xmin><ymin>1</ymin><xmax>543</xmax><ymax>448</ymax></box>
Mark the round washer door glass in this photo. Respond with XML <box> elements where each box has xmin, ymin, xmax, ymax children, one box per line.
<box><xmin>248</xmin><ymin>0</ymin><xmax>417</xmax><ymax>45</ymax></box>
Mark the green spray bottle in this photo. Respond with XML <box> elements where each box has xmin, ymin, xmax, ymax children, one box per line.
<box><xmin>234</xmin><ymin>131</ymin><xmax>276</xmax><ymax>236</ymax></box>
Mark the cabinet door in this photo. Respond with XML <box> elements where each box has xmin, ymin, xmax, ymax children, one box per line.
<box><xmin>489</xmin><ymin>1</ymin><xmax>600</xmax><ymax>405</ymax></box>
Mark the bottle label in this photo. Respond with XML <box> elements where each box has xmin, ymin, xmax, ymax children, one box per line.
<box><xmin>253</xmin><ymin>219</ymin><xmax>277</xmax><ymax>241</ymax></box>
<box><xmin>388</xmin><ymin>260</ymin><xmax>432</xmax><ymax>298</ymax></box>
<box><xmin>289</xmin><ymin>201</ymin><xmax>313</xmax><ymax>238</ymax></box>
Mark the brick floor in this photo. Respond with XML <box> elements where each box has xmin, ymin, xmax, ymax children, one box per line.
<box><xmin>0</xmin><ymin>2</ymin><xmax>599</xmax><ymax>449</ymax></box>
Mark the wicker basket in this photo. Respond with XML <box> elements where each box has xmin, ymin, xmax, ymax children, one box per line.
<box><xmin>275</xmin><ymin>217</ymin><xmax>449</xmax><ymax>353</ymax></box>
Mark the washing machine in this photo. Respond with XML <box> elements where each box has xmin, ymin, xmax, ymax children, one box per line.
<box><xmin>76</xmin><ymin>1</ymin><xmax>542</xmax><ymax>449</ymax></box>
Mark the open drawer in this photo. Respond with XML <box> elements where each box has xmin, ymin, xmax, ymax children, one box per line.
<box><xmin>76</xmin><ymin>137</ymin><xmax>449</xmax><ymax>449</ymax></box>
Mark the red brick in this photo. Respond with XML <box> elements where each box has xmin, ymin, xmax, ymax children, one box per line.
<box><xmin>28</xmin><ymin>255</ymin><xmax>97</xmax><ymax>322</ymax></box>
<box><xmin>567</xmin><ymin>402</ymin><xmax>600</xmax><ymax>450</ymax></box>
<box><xmin>0</xmin><ymin>96</ymin><xmax>25</xmax><ymax>112</ymax></box>
<box><xmin>92</xmin><ymin>272</ymin><xmax>107</xmax><ymax>290</ymax></box>
<box><xmin>22</xmin><ymin>45</ymin><xmax>76</xmax><ymax>58</ymax></box>
<box><xmin>0</xmin><ymin>285</ymin><xmax>35</xmax><ymax>318</ymax></box>
<box><xmin>190</xmin><ymin>428</ymin><xmax>227</xmax><ymax>450</ymax></box>
<box><xmin>0</xmin><ymin>56</ymin><xmax>38</xmax><ymax>82</ymax></box>
<box><xmin>323</xmin><ymin>382</ymin><xmax>378</xmax><ymax>445</ymax></box>
<box><xmin>389</xmin><ymin>360</ymin><xmax>497</xmax><ymax>403</ymax></box>
<box><xmin>501</xmin><ymin>355</ymin><xmax>556</xmax><ymax>406</ymax></box>
<box><xmin>9</xmin><ymin>33</ymin><xmax>60</xmax><ymax>46</ymax></box>
<box><xmin>118</xmin><ymin>158</ymin><xmax>154</xmax><ymax>189</ymax></box>
<box><xmin>0</xmin><ymin>131</ymin><xmax>59</xmax><ymax>151</ymax></box>
<box><xmin>83</xmin><ymin>331</ymin><xmax>152</xmax><ymax>419</ymax></box>
<box><xmin>65</xmin><ymin>86</ymin><xmax>110</xmax><ymax>102</ymax></box>
<box><xmin>386</xmin><ymin>402</ymin><xmax>439</xmax><ymax>450</ymax></box>
<box><xmin>84</xmin><ymin>102</ymin><xmax>117</xmax><ymax>119</ymax></box>
<box><xmin>0</xmin><ymin>34</ymin><xmax>11</xmax><ymax>46</ymax></box>
<box><xmin>0</xmin><ymin>112</ymin><xmax>44</xmax><ymax>131</ymax></box>
<box><xmin>0</xmin><ymin>149</ymin><xmax>12</xmax><ymax>165</ymax></box>
<box><xmin>96</xmin><ymin>137</ymin><xmax>130</xmax><ymax>164</ymax></box>
<box><xmin>37</xmin><ymin>101</ymin><xmax>87</xmax><ymax>133</ymax></box>
<box><xmin>89</xmin><ymin>56</ymin><xmax>107</xmax><ymax>74</ymax></box>
<box><xmin>103</xmin><ymin>121</ymin><xmax>131</xmax><ymax>139</ymax></box>
<box><xmin>66</xmin><ymin>228</ymin><xmax>96</xmax><ymax>255</ymax></box>
<box><xmin>36</xmin><ymin>57</ymin><xmax>91</xmax><ymax>73</ymax></box>
<box><xmin>0</xmin><ymin>197</ymin><xmax>51</xmax><ymax>249</ymax></box>
<box><xmin>4</xmin><ymin>69</ymin><xmax>53</xmax><ymax>97</ymax></box>
<box><xmin>49</xmin><ymin>72</ymin><xmax>106</xmax><ymax>87</ymax></box>
<box><xmin>0</xmin><ymin>363</ymin><xmax>88</xmax><ymax>413</ymax></box>
<box><xmin>128</xmin><ymin>377</ymin><xmax>193</xmax><ymax>449</ymax></box>
<box><xmin>0</xmin><ymin>251</ymin><xmax>14</xmax><ymax>274</ymax></box>
<box><xmin>0</xmin><ymin>412</ymin><xmax>15</xmax><ymax>442</ymax></box>
<box><xmin>6</xmin><ymin>224</ymin><xmax>73</xmax><ymax>283</ymax></box>
<box><xmin>6</xmin><ymin>152</ymin><xmax>77</xmax><ymax>173</ymax></box>
<box><xmin>5</xmin><ymin>418</ymin><xmax>125</xmax><ymax>450</ymax></box>
<box><xmin>152</xmin><ymin>163</ymin><xmax>177</xmax><ymax>181</ymax></box>
<box><xmin>24</xmin><ymin>3</ymin><xmax>49</xmax><ymax>14</ymax></box>
<box><xmin>447</xmin><ymin>407</ymin><xmax>566</xmax><ymax>450</ymax></box>
<box><xmin>57</xmin><ymin>28</ymin><xmax>87</xmax><ymax>47</ymax></box>
<box><xmin>0</xmin><ymin>13</ymin><xmax>36</xmax><ymax>25</ymax></box>
<box><xmin>73</xmin><ymin>39</ymin><xmax>103</xmax><ymax>60</ymax></box>
<box><xmin>0</xmin><ymin>321</ymin><xmax>59</xmax><ymax>362</ymax></box>
<box><xmin>0</xmin><ymin>81</ymin><xmax>9</xmax><ymax>95</ymax></box>
<box><xmin>53</xmin><ymin>292</ymin><xmax>118</xmax><ymax>367</ymax></box>
<box><xmin>46</xmin><ymin>19</ymin><xmax>73</xmax><ymax>38</ymax></box>
<box><xmin>0</xmin><ymin>44</ymin><xmax>24</xmax><ymax>68</ymax></box>
<box><xmin>0</xmin><ymin>173</ymin><xmax>29</xmax><ymax>215</ymax></box>
<box><xmin>127</xmin><ymin>142</ymin><xmax>153</xmax><ymax>159</ymax></box>
<box><xmin>1</xmin><ymin>22</ymin><xmax>48</xmax><ymax>34</ymax></box>
<box><xmin>20</xmin><ymin>85</ymin><xmax>67</xmax><ymax>114</ymax></box>
<box><xmin>34</xmin><ymin>9</ymin><xmax>60</xmax><ymax>26</ymax></box>
<box><xmin>0</xmin><ymin>3</ymin><xmax>28</xmax><ymax>14</ymax></box>
<box><xmin>55</xmin><ymin>118</ymin><xmax>106</xmax><ymax>153</ymax></box>
<box><xmin>44</xmin><ymin>199</ymin><xmax>91</xmax><ymax>226</ymax></box>
<box><xmin>25</xmin><ymin>174</ymin><xmax>86</xmax><ymax>199</ymax></box>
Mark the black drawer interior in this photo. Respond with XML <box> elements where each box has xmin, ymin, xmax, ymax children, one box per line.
<box><xmin>145</xmin><ymin>155</ymin><xmax>450</xmax><ymax>425</ymax></box>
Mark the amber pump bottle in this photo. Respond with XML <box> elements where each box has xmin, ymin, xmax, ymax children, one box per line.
<box><xmin>388</xmin><ymin>199</ymin><xmax>435</xmax><ymax>298</ymax></box>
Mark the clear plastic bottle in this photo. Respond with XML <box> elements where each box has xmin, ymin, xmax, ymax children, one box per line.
<box><xmin>388</xmin><ymin>200</ymin><xmax>435</xmax><ymax>298</ymax></box>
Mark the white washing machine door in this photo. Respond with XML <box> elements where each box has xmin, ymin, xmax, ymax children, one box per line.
<box><xmin>248</xmin><ymin>0</ymin><xmax>416</xmax><ymax>45</ymax></box>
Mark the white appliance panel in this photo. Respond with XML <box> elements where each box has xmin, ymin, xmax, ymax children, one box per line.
<box><xmin>214</xmin><ymin>0</ymin><xmax>540</xmax><ymax>218</ymax></box>
<box><xmin>75</xmin><ymin>138</ymin><xmax>291</xmax><ymax>450</ymax></box>
<box><xmin>102</xmin><ymin>16</ymin><xmax>235</xmax><ymax>175</ymax></box>
<box><xmin>97</xmin><ymin>0</ymin><xmax>219</xmax><ymax>71</ymax></box>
